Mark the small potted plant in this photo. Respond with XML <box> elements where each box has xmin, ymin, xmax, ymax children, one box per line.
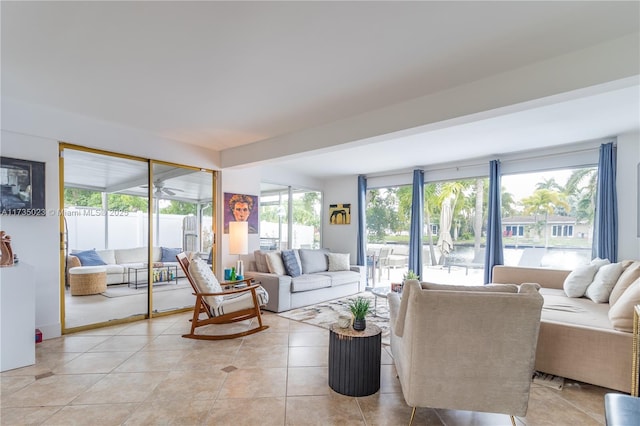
<box><xmin>403</xmin><ymin>270</ymin><xmax>418</xmax><ymax>282</ymax></box>
<box><xmin>348</xmin><ymin>296</ymin><xmax>371</xmax><ymax>331</ymax></box>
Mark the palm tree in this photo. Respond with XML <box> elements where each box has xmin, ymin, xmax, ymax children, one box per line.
<box><xmin>565</xmin><ymin>167</ymin><xmax>597</xmax><ymax>223</ymax></box>
<box><xmin>423</xmin><ymin>183</ymin><xmax>439</xmax><ymax>266</ymax></box>
<box><xmin>521</xmin><ymin>189</ymin><xmax>570</xmax><ymax>247</ymax></box>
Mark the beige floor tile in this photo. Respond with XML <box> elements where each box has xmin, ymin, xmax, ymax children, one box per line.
<box><xmin>41</xmin><ymin>402</ymin><xmax>138</xmax><ymax>426</ymax></box>
<box><xmin>0</xmin><ymin>406</ymin><xmax>63</xmax><ymax>425</ymax></box>
<box><xmin>288</xmin><ymin>346</ymin><xmax>328</xmax><ymax>367</ymax></box>
<box><xmin>381</xmin><ymin>346</ymin><xmax>394</xmax><ymax>364</ymax></box>
<box><xmin>52</xmin><ymin>351</ymin><xmax>134</xmax><ymax>374</ymax></box>
<box><xmin>71</xmin><ymin>372</ymin><xmax>168</xmax><ymax>405</ymax></box>
<box><xmin>556</xmin><ymin>380</ymin><xmax>609</xmax><ymax>423</ymax></box>
<box><xmin>206</xmin><ymin>396</ymin><xmax>286</xmax><ymax>425</ymax></box>
<box><xmin>148</xmin><ymin>369</ymin><xmax>227</xmax><ymax>401</ymax></box>
<box><xmin>117</xmin><ymin>320</ymin><xmax>175</xmax><ymax>336</ymax></box>
<box><xmin>174</xmin><ymin>345</ymin><xmax>242</xmax><ymax>371</ymax></box>
<box><xmin>287</xmin><ymin>367</ymin><xmax>331</xmax><ymax>396</ymax></box>
<box><xmin>241</xmin><ymin>330</ymin><xmax>290</xmax><ymax>347</ymax></box>
<box><xmin>523</xmin><ymin>385</ymin><xmax>603</xmax><ymax>426</ymax></box>
<box><xmin>141</xmin><ymin>333</ymin><xmax>201</xmax><ymax>351</ymax></box>
<box><xmin>289</xmin><ymin>330</ymin><xmax>329</xmax><ymax>347</ymax></box>
<box><xmin>234</xmin><ymin>345</ymin><xmax>289</xmax><ymax>368</ymax></box>
<box><xmin>218</xmin><ymin>367</ymin><xmax>287</xmax><ymax>399</ymax></box>
<box><xmin>358</xmin><ymin>392</ymin><xmax>443</xmax><ymax>425</ymax></box>
<box><xmin>288</xmin><ymin>322</ymin><xmax>325</xmax><ymax>333</ymax></box>
<box><xmin>124</xmin><ymin>398</ymin><xmax>213</xmax><ymax>425</ymax></box>
<box><xmin>112</xmin><ymin>349</ymin><xmax>185</xmax><ymax>372</ymax></box>
<box><xmin>1</xmin><ymin>352</ymin><xmax>81</xmax><ymax>378</ymax></box>
<box><xmin>36</xmin><ymin>335</ymin><xmax>110</xmax><ymax>353</ymax></box>
<box><xmin>379</xmin><ymin>364</ymin><xmax>402</xmax><ymax>394</ymax></box>
<box><xmin>2</xmin><ymin>374</ymin><xmax>105</xmax><ymax>407</ymax></box>
<box><xmin>285</xmin><ymin>394</ymin><xmax>365</xmax><ymax>425</ymax></box>
<box><xmin>1</xmin><ymin>375</ymin><xmax>36</xmax><ymax>397</ymax></box>
<box><xmin>88</xmin><ymin>335</ymin><xmax>154</xmax><ymax>352</ymax></box>
<box><xmin>260</xmin><ymin>313</ymin><xmax>293</xmax><ymax>332</ymax></box>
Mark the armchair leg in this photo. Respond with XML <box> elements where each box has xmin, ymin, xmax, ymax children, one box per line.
<box><xmin>510</xmin><ymin>415</ymin><xmax>516</xmax><ymax>426</ymax></box>
<box><xmin>409</xmin><ymin>407</ymin><xmax>416</xmax><ymax>425</ymax></box>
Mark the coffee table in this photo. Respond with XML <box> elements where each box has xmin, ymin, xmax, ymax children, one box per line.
<box><xmin>127</xmin><ymin>264</ymin><xmax>178</xmax><ymax>289</ymax></box>
<box><xmin>370</xmin><ymin>286</ymin><xmax>391</xmax><ymax>318</ymax></box>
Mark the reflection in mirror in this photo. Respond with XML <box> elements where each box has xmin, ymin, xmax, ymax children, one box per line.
<box><xmin>150</xmin><ymin>162</ymin><xmax>213</xmax><ymax>314</ymax></box>
<box><xmin>63</xmin><ymin>148</ymin><xmax>149</xmax><ymax>329</ymax></box>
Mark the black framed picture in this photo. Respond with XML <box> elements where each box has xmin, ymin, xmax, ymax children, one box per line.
<box><xmin>0</xmin><ymin>156</ymin><xmax>46</xmax><ymax>216</ymax></box>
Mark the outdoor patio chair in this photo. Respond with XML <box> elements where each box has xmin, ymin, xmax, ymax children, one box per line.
<box><xmin>176</xmin><ymin>252</ymin><xmax>269</xmax><ymax>340</ymax></box>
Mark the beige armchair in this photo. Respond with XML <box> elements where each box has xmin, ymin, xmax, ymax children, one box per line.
<box><xmin>388</xmin><ymin>280</ymin><xmax>544</xmax><ymax>425</ymax></box>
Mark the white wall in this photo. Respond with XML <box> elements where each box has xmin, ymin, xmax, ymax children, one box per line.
<box><xmin>616</xmin><ymin>131</ymin><xmax>640</xmax><ymax>260</ymax></box>
<box><xmin>0</xmin><ymin>131</ymin><xmax>61</xmax><ymax>339</ymax></box>
<box><xmin>322</xmin><ymin>176</ymin><xmax>359</xmax><ymax>263</ymax></box>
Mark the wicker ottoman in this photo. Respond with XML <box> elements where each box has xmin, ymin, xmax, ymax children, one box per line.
<box><xmin>69</xmin><ymin>266</ymin><xmax>107</xmax><ymax>296</ymax></box>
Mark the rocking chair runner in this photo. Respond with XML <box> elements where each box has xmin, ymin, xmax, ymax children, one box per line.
<box><xmin>176</xmin><ymin>252</ymin><xmax>269</xmax><ymax>340</ymax></box>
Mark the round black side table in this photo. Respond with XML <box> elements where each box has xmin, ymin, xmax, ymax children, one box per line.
<box><xmin>328</xmin><ymin>323</ymin><xmax>381</xmax><ymax>396</ymax></box>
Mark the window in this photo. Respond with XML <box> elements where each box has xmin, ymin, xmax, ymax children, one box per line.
<box><xmin>501</xmin><ymin>167</ymin><xmax>596</xmax><ymax>269</ymax></box>
<box><xmin>260</xmin><ymin>184</ymin><xmax>322</xmax><ymax>250</ymax></box>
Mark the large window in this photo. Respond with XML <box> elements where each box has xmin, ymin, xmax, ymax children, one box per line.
<box><xmin>501</xmin><ymin>167</ymin><xmax>597</xmax><ymax>269</ymax></box>
<box><xmin>259</xmin><ymin>184</ymin><xmax>322</xmax><ymax>250</ymax></box>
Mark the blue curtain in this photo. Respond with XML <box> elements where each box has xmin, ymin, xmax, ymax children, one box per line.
<box><xmin>409</xmin><ymin>169</ymin><xmax>424</xmax><ymax>279</ymax></box>
<box><xmin>592</xmin><ymin>142</ymin><xmax>618</xmax><ymax>262</ymax></box>
<box><xmin>484</xmin><ymin>160</ymin><xmax>504</xmax><ymax>283</ymax></box>
<box><xmin>356</xmin><ymin>175</ymin><xmax>367</xmax><ymax>266</ymax></box>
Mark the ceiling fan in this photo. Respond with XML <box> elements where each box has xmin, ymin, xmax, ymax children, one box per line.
<box><xmin>142</xmin><ymin>181</ymin><xmax>183</xmax><ymax>197</ymax></box>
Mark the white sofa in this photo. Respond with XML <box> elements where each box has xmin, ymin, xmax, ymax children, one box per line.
<box><xmin>245</xmin><ymin>248</ymin><xmax>366</xmax><ymax>312</ymax></box>
<box><xmin>67</xmin><ymin>247</ymin><xmax>187</xmax><ymax>286</ymax></box>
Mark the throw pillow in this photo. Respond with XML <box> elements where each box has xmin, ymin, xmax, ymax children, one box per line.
<box><xmin>188</xmin><ymin>257</ymin><xmax>223</xmax><ymax>308</ymax></box>
<box><xmin>298</xmin><ymin>249</ymin><xmax>329</xmax><ymax>274</ymax></box>
<box><xmin>281</xmin><ymin>250</ymin><xmax>301</xmax><ymax>277</ymax></box>
<box><xmin>610</xmin><ymin>261</ymin><xmax>640</xmax><ymax>306</ymax></box>
<box><xmin>327</xmin><ymin>253</ymin><xmax>350</xmax><ymax>271</ymax></box>
<box><xmin>563</xmin><ymin>264</ymin><xmax>598</xmax><ymax>298</ymax></box>
<box><xmin>72</xmin><ymin>249</ymin><xmax>107</xmax><ymax>266</ymax></box>
<box><xmin>160</xmin><ymin>247</ymin><xmax>181</xmax><ymax>262</ymax></box>
<box><xmin>585</xmin><ymin>262</ymin><xmax>624</xmax><ymax>303</ymax></box>
<box><xmin>608</xmin><ymin>277</ymin><xmax>640</xmax><ymax>332</ymax></box>
<box><xmin>254</xmin><ymin>250</ymin><xmax>270</xmax><ymax>273</ymax></box>
<box><xmin>590</xmin><ymin>257</ymin><xmax>611</xmax><ymax>268</ymax></box>
<box><xmin>265</xmin><ymin>251</ymin><xmax>286</xmax><ymax>275</ymax></box>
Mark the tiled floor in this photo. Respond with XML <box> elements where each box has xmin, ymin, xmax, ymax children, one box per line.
<box><xmin>1</xmin><ymin>312</ymin><xmax>615</xmax><ymax>425</ymax></box>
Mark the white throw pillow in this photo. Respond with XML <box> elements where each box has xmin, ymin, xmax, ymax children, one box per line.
<box><xmin>609</xmin><ymin>277</ymin><xmax>640</xmax><ymax>332</ymax></box>
<box><xmin>563</xmin><ymin>264</ymin><xmax>598</xmax><ymax>298</ymax></box>
<box><xmin>188</xmin><ymin>257</ymin><xmax>224</xmax><ymax>308</ymax></box>
<box><xmin>327</xmin><ymin>253</ymin><xmax>350</xmax><ymax>271</ymax></box>
<box><xmin>590</xmin><ymin>257</ymin><xmax>611</xmax><ymax>268</ymax></box>
<box><xmin>265</xmin><ymin>251</ymin><xmax>286</xmax><ymax>275</ymax></box>
<box><xmin>610</xmin><ymin>261</ymin><xmax>640</xmax><ymax>306</ymax></box>
<box><xmin>585</xmin><ymin>262</ymin><xmax>625</xmax><ymax>303</ymax></box>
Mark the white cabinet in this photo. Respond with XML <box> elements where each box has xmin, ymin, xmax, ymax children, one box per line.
<box><xmin>1</xmin><ymin>263</ymin><xmax>35</xmax><ymax>371</ymax></box>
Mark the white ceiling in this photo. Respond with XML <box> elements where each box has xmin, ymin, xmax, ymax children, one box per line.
<box><xmin>2</xmin><ymin>1</ymin><xmax>639</xmax><ymax>179</ymax></box>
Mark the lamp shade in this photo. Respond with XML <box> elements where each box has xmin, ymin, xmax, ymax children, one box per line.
<box><xmin>229</xmin><ymin>221</ymin><xmax>249</xmax><ymax>255</ymax></box>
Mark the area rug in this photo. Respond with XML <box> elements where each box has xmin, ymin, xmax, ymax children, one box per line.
<box><xmin>533</xmin><ymin>371</ymin><xmax>565</xmax><ymax>390</ymax></box>
<box><xmin>277</xmin><ymin>292</ymin><xmax>391</xmax><ymax>345</ymax></box>
<box><xmin>101</xmin><ymin>281</ymin><xmax>191</xmax><ymax>298</ymax></box>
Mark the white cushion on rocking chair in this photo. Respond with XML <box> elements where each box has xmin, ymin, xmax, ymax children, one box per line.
<box><xmin>188</xmin><ymin>257</ymin><xmax>224</xmax><ymax>309</ymax></box>
<box><xmin>210</xmin><ymin>287</ymin><xmax>270</xmax><ymax>317</ymax></box>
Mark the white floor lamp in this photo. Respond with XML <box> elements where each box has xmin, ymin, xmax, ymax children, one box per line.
<box><xmin>229</xmin><ymin>221</ymin><xmax>248</xmax><ymax>278</ymax></box>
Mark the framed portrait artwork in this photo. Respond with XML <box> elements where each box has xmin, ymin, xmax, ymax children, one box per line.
<box><xmin>224</xmin><ymin>192</ymin><xmax>259</xmax><ymax>234</ymax></box>
<box><xmin>329</xmin><ymin>203</ymin><xmax>351</xmax><ymax>224</ymax></box>
<box><xmin>0</xmin><ymin>156</ymin><xmax>46</xmax><ymax>216</ymax></box>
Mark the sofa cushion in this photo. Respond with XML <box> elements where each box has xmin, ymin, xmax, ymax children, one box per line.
<box><xmin>585</xmin><ymin>262</ymin><xmax>624</xmax><ymax>303</ymax></box>
<box><xmin>317</xmin><ymin>270</ymin><xmax>360</xmax><ymax>287</ymax></box>
<box><xmin>161</xmin><ymin>247</ymin><xmax>181</xmax><ymax>262</ymax></box>
<box><xmin>299</xmin><ymin>248</ymin><xmax>329</xmax><ymax>274</ymax></box>
<box><xmin>72</xmin><ymin>249</ymin><xmax>107</xmax><ymax>266</ymax></box>
<box><xmin>422</xmin><ymin>282</ymin><xmax>519</xmax><ymax>293</ymax></box>
<box><xmin>610</xmin><ymin>261</ymin><xmax>640</xmax><ymax>306</ymax></box>
<box><xmin>188</xmin><ymin>257</ymin><xmax>224</xmax><ymax>308</ymax></box>
<box><xmin>563</xmin><ymin>264</ymin><xmax>598</xmax><ymax>297</ymax></box>
<box><xmin>608</xmin><ymin>277</ymin><xmax>640</xmax><ymax>332</ymax></box>
<box><xmin>327</xmin><ymin>253</ymin><xmax>350</xmax><ymax>271</ymax></box>
<box><xmin>290</xmin><ymin>274</ymin><xmax>331</xmax><ymax>292</ymax></box>
<box><xmin>115</xmin><ymin>247</ymin><xmax>148</xmax><ymax>264</ymax></box>
<box><xmin>591</xmin><ymin>257</ymin><xmax>611</xmax><ymax>268</ymax></box>
<box><xmin>95</xmin><ymin>249</ymin><xmax>116</xmax><ymax>265</ymax></box>
<box><xmin>266</xmin><ymin>251</ymin><xmax>286</xmax><ymax>275</ymax></box>
<box><xmin>540</xmin><ymin>288</ymin><xmax>613</xmax><ymax>330</ymax></box>
<box><xmin>281</xmin><ymin>250</ymin><xmax>301</xmax><ymax>277</ymax></box>
<box><xmin>254</xmin><ymin>250</ymin><xmax>270</xmax><ymax>273</ymax></box>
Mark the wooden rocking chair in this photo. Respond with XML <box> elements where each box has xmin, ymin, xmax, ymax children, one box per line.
<box><xmin>176</xmin><ymin>252</ymin><xmax>269</xmax><ymax>340</ymax></box>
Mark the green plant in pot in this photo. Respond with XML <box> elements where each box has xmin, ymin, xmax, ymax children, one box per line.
<box><xmin>403</xmin><ymin>270</ymin><xmax>418</xmax><ymax>282</ymax></box>
<box><xmin>348</xmin><ymin>296</ymin><xmax>371</xmax><ymax>331</ymax></box>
